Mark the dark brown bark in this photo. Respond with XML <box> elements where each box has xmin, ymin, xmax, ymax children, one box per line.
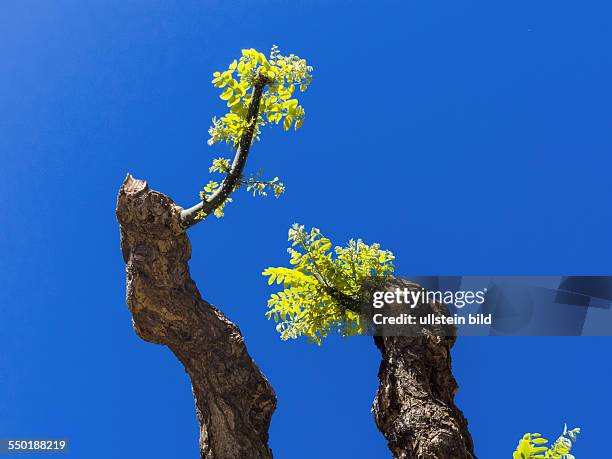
<box><xmin>372</xmin><ymin>279</ymin><xmax>476</xmax><ymax>459</ymax></box>
<box><xmin>116</xmin><ymin>174</ymin><xmax>276</xmax><ymax>459</ymax></box>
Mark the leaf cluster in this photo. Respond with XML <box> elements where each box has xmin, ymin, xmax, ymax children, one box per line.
<box><xmin>262</xmin><ymin>225</ymin><xmax>395</xmax><ymax>344</ymax></box>
<box><xmin>197</xmin><ymin>46</ymin><xmax>312</xmax><ymax>220</ymax></box>
<box><xmin>513</xmin><ymin>424</ymin><xmax>580</xmax><ymax>459</ymax></box>
<box><xmin>208</xmin><ymin>45</ymin><xmax>312</xmax><ymax>148</ymax></box>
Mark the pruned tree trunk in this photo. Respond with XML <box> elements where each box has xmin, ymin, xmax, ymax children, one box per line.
<box><xmin>116</xmin><ymin>174</ymin><xmax>276</xmax><ymax>459</ymax></box>
<box><xmin>372</xmin><ymin>280</ymin><xmax>476</xmax><ymax>459</ymax></box>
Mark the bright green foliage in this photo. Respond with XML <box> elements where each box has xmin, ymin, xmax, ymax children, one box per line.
<box><xmin>262</xmin><ymin>224</ymin><xmax>395</xmax><ymax>345</ymax></box>
<box><xmin>513</xmin><ymin>425</ymin><xmax>580</xmax><ymax>459</ymax></box>
<box><xmin>198</xmin><ymin>158</ymin><xmax>285</xmax><ymax>218</ymax></box>
<box><xmin>199</xmin><ymin>46</ymin><xmax>313</xmax><ymax>218</ymax></box>
<box><xmin>241</xmin><ymin>169</ymin><xmax>285</xmax><ymax>198</ymax></box>
<box><xmin>199</xmin><ymin>179</ymin><xmax>231</xmax><ymax>218</ymax></box>
<box><xmin>208</xmin><ymin>45</ymin><xmax>312</xmax><ymax>147</ymax></box>
<box><xmin>199</xmin><ymin>165</ymin><xmax>286</xmax><ymax>218</ymax></box>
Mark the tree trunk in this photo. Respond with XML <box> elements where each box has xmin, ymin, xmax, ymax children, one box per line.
<box><xmin>116</xmin><ymin>174</ymin><xmax>276</xmax><ymax>459</ymax></box>
<box><xmin>372</xmin><ymin>280</ymin><xmax>476</xmax><ymax>459</ymax></box>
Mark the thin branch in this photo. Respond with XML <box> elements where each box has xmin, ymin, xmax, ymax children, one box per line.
<box><xmin>180</xmin><ymin>73</ymin><xmax>268</xmax><ymax>229</ymax></box>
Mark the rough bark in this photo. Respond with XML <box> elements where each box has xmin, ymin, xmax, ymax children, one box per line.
<box><xmin>116</xmin><ymin>174</ymin><xmax>276</xmax><ymax>459</ymax></box>
<box><xmin>372</xmin><ymin>279</ymin><xmax>476</xmax><ymax>459</ymax></box>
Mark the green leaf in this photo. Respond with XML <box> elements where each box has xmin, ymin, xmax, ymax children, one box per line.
<box><xmin>220</xmin><ymin>87</ymin><xmax>233</xmax><ymax>100</ymax></box>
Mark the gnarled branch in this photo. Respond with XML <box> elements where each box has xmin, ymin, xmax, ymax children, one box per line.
<box><xmin>117</xmin><ymin>175</ymin><xmax>276</xmax><ymax>458</ymax></box>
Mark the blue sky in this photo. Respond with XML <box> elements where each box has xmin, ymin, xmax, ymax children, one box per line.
<box><xmin>1</xmin><ymin>1</ymin><xmax>611</xmax><ymax>457</ymax></box>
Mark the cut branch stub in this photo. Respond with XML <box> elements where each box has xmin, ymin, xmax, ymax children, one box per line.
<box><xmin>116</xmin><ymin>174</ymin><xmax>276</xmax><ymax>459</ymax></box>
